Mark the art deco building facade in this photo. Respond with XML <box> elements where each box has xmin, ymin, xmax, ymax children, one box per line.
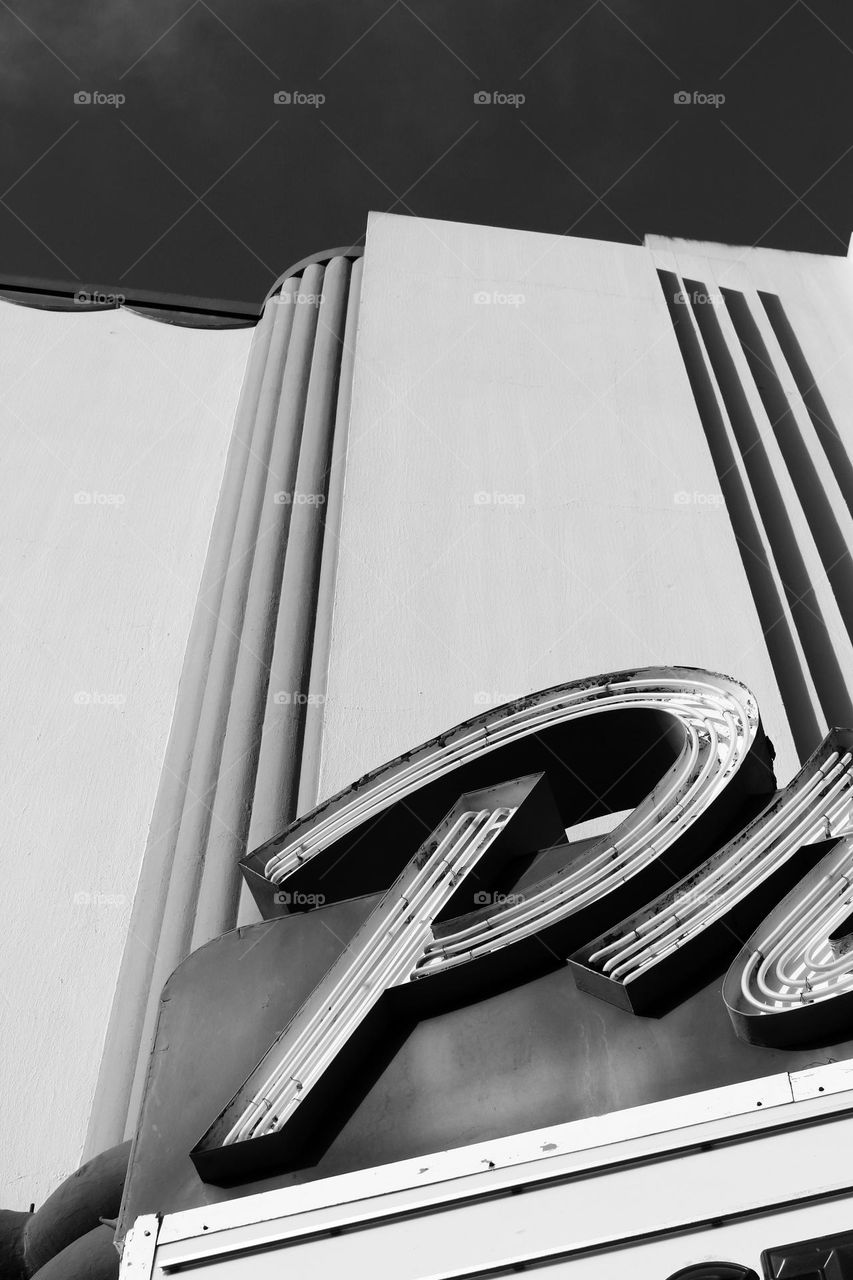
<box><xmin>3</xmin><ymin>213</ymin><xmax>853</xmax><ymax>1278</ymax></box>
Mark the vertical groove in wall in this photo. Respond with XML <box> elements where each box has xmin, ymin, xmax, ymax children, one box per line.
<box><xmin>660</xmin><ymin>265</ymin><xmax>853</xmax><ymax>757</ymax></box>
<box><xmin>687</xmin><ymin>275</ymin><xmax>853</xmax><ymax>729</ymax></box>
<box><xmin>85</xmin><ymin>250</ymin><xmax>363</xmax><ymax>1157</ymax></box>
<box><xmin>122</xmin><ymin>284</ymin><xmax>300</xmax><ymax>1132</ymax></box>
<box><xmin>190</xmin><ymin>262</ymin><xmax>325</xmax><ymax>950</ymax></box>
<box><xmin>759</xmin><ymin>291</ymin><xmax>853</xmax><ymax>524</ymax></box>
<box><xmin>82</xmin><ymin>300</ymin><xmax>277</xmax><ymax>1163</ymax></box>
<box><xmin>722</xmin><ymin>288</ymin><xmax>853</xmax><ymax>650</ymax></box>
<box><xmin>245</xmin><ymin>256</ymin><xmax>351</xmax><ymax>858</ymax></box>
<box><xmin>657</xmin><ymin>271</ymin><xmax>824</xmax><ymax>760</ymax></box>
<box><xmin>297</xmin><ymin>254</ymin><xmax>363</xmax><ymax>816</ymax></box>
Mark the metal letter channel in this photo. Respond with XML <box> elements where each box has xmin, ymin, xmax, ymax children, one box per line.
<box><xmin>570</xmin><ymin>729</ymin><xmax>853</xmax><ymax>1023</ymax></box>
<box><xmin>192</xmin><ymin>668</ymin><xmax>772</xmax><ymax>1181</ymax></box>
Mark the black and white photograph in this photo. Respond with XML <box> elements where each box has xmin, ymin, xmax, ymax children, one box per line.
<box><xmin>1</xmin><ymin>4</ymin><xmax>853</xmax><ymax>1278</ymax></box>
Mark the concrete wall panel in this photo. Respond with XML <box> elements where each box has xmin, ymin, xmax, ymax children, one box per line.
<box><xmin>319</xmin><ymin>213</ymin><xmax>796</xmax><ymax>799</ymax></box>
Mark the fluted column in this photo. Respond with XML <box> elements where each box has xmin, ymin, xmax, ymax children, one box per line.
<box><xmin>83</xmin><ymin>248</ymin><xmax>363</xmax><ymax>1155</ymax></box>
<box><xmin>82</xmin><ymin>299</ymin><xmax>277</xmax><ymax>1161</ymax></box>
<box><xmin>296</xmin><ymin>255</ymin><xmax>364</xmax><ymax>816</ymax></box>
<box><xmin>123</xmin><ymin>283</ymin><xmax>300</xmax><ymax>1130</ymax></box>
<box><xmin>246</xmin><ymin>254</ymin><xmax>351</xmax><ymax>850</ymax></box>
<box><xmin>191</xmin><ymin>262</ymin><xmax>326</xmax><ymax>948</ymax></box>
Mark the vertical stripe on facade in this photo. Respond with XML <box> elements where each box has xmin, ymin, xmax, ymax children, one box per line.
<box><xmin>657</xmin><ymin>266</ymin><xmax>853</xmax><ymax>762</ymax></box>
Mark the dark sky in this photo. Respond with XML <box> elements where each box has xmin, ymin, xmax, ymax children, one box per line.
<box><xmin>1</xmin><ymin>0</ymin><xmax>851</xmax><ymax>308</ymax></box>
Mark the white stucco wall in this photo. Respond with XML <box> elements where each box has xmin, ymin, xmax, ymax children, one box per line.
<box><xmin>318</xmin><ymin>212</ymin><xmax>797</xmax><ymax>800</ymax></box>
<box><xmin>0</xmin><ymin>300</ymin><xmax>252</xmax><ymax>1208</ymax></box>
